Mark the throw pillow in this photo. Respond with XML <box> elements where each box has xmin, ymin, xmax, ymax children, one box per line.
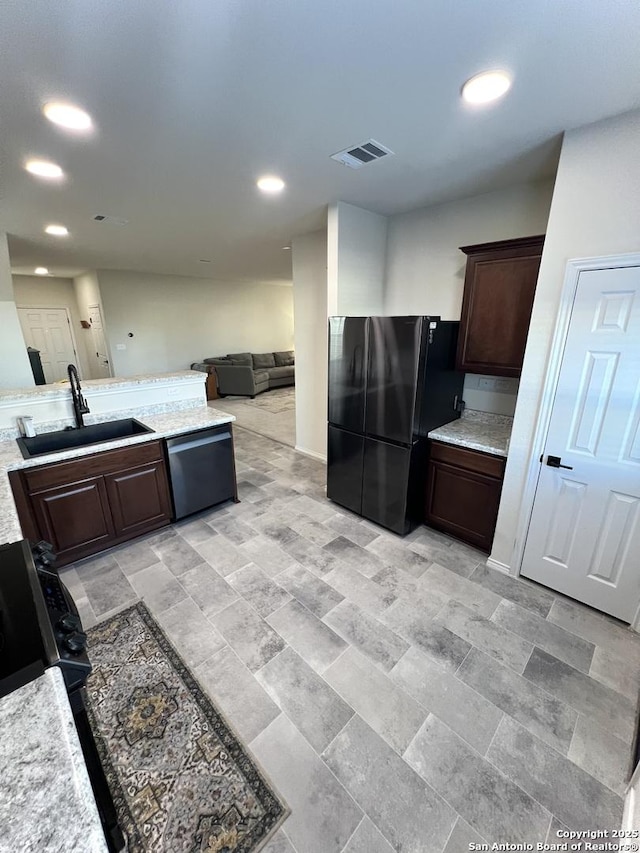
<box><xmin>227</xmin><ymin>352</ymin><xmax>252</xmax><ymax>366</ymax></box>
<box><xmin>252</xmin><ymin>352</ymin><xmax>276</xmax><ymax>369</ymax></box>
<box><xmin>274</xmin><ymin>350</ymin><xmax>294</xmax><ymax>367</ymax></box>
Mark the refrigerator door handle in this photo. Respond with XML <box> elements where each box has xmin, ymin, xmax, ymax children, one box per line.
<box><xmin>353</xmin><ymin>344</ymin><xmax>363</xmax><ymax>383</ymax></box>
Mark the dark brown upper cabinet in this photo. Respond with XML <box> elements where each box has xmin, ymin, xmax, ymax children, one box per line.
<box><xmin>455</xmin><ymin>235</ymin><xmax>544</xmax><ymax>377</ymax></box>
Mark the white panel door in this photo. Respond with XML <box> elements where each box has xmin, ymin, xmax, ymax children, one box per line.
<box><xmin>17</xmin><ymin>307</ymin><xmax>77</xmax><ymax>383</ymax></box>
<box><xmin>521</xmin><ymin>265</ymin><xmax>640</xmax><ymax>621</ymax></box>
<box><xmin>88</xmin><ymin>304</ymin><xmax>112</xmax><ymax>378</ymax></box>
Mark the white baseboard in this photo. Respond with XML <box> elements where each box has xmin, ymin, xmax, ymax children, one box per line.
<box><xmin>294</xmin><ymin>445</ymin><xmax>327</xmax><ymax>463</ymax></box>
<box><xmin>485</xmin><ymin>557</ymin><xmax>512</xmax><ymax>576</ymax></box>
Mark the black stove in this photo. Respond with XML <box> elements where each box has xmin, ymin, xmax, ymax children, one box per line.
<box><xmin>0</xmin><ymin>539</ymin><xmax>91</xmax><ymax>700</ymax></box>
<box><xmin>0</xmin><ymin>539</ymin><xmax>124</xmax><ymax>851</ymax></box>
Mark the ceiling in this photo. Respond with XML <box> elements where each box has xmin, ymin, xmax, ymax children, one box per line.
<box><xmin>1</xmin><ymin>0</ymin><xmax>639</xmax><ymax>283</ymax></box>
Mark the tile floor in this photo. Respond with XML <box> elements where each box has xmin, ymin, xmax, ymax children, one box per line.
<box><xmin>61</xmin><ymin>427</ymin><xmax>640</xmax><ymax>853</ymax></box>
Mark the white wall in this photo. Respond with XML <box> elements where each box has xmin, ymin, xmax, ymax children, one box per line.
<box><xmin>384</xmin><ymin>180</ymin><xmax>554</xmax><ymax>413</ymax></box>
<box><xmin>94</xmin><ymin>270</ymin><xmax>294</xmax><ymax>377</ymax></box>
<box><xmin>292</xmin><ymin>230</ymin><xmax>328</xmax><ymax>460</ymax></box>
<box><xmin>385</xmin><ymin>180</ymin><xmax>554</xmax><ymax>318</ymax></box>
<box><xmin>0</xmin><ymin>233</ymin><xmax>34</xmax><ymax>389</ymax></box>
<box><xmin>13</xmin><ymin>275</ymin><xmax>92</xmax><ymax>378</ymax></box>
<box><xmin>492</xmin><ymin>108</ymin><xmax>640</xmax><ymax>572</ymax></box>
<box><xmin>328</xmin><ymin>201</ymin><xmax>388</xmax><ymax>316</ymax></box>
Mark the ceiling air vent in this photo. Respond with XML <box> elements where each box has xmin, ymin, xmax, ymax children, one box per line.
<box><xmin>330</xmin><ymin>139</ymin><xmax>394</xmax><ymax>170</ymax></box>
<box><xmin>93</xmin><ymin>214</ymin><xmax>129</xmax><ymax>226</ymax></box>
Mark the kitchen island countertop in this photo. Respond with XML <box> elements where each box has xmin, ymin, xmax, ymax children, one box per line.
<box><xmin>0</xmin><ymin>667</ymin><xmax>108</xmax><ymax>853</ymax></box>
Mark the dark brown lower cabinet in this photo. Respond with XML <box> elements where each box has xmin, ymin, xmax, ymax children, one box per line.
<box><xmin>105</xmin><ymin>463</ymin><xmax>171</xmax><ymax>537</ymax></box>
<box><xmin>424</xmin><ymin>440</ymin><xmax>505</xmax><ymax>552</ymax></box>
<box><xmin>9</xmin><ymin>440</ymin><xmax>172</xmax><ymax>566</ymax></box>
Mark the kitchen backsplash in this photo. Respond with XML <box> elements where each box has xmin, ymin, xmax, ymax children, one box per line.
<box><xmin>462</xmin><ymin>373</ymin><xmax>519</xmax><ymax>417</ymax></box>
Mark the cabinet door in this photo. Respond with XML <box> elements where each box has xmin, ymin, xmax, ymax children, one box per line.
<box><xmin>30</xmin><ymin>476</ymin><xmax>115</xmax><ymax>562</ymax></box>
<box><xmin>456</xmin><ymin>236</ymin><xmax>543</xmax><ymax>377</ymax></box>
<box><xmin>425</xmin><ymin>459</ymin><xmax>503</xmax><ymax>552</ymax></box>
<box><xmin>104</xmin><ymin>461</ymin><xmax>172</xmax><ymax>537</ymax></box>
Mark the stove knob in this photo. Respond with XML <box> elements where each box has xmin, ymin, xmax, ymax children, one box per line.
<box><xmin>58</xmin><ymin>613</ymin><xmax>81</xmax><ymax>634</ymax></box>
<box><xmin>64</xmin><ymin>632</ymin><xmax>87</xmax><ymax>655</ymax></box>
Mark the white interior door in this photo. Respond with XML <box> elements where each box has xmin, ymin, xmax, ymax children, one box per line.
<box><xmin>521</xmin><ymin>265</ymin><xmax>640</xmax><ymax>622</ymax></box>
<box><xmin>88</xmin><ymin>304</ymin><xmax>112</xmax><ymax>378</ymax></box>
<box><xmin>17</xmin><ymin>307</ymin><xmax>78</xmax><ymax>383</ymax></box>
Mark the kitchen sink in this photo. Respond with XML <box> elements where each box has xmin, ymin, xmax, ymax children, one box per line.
<box><xmin>16</xmin><ymin>418</ymin><xmax>154</xmax><ymax>459</ymax></box>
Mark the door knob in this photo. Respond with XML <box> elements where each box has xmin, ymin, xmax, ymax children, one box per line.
<box><xmin>545</xmin><ymin>455</ymin><xmax>573</xmax><ymax>470</ymax></box>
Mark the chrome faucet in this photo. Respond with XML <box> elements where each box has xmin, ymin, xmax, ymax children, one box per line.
<box><xmin>67</xmin><ymin>364</ymin><xmax>90</xmax><ymax>428</ymax></box>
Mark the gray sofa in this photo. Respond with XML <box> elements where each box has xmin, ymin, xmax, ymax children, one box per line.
<box><xmin>191</xmin><ymin>351</ymin><xmax>294</xmax><ymax>398</ymax></box>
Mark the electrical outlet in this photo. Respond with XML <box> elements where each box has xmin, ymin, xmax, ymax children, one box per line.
<box><xmin>115</xmin><ymin>343</ymin><xmax>127</xmax><ymax>351</ymax></box>
<box><xmin>494</xmin><ymin>378</ymin><xmax>515</xmax><ymax>392</ymax></box>
<box><xmin>478</xmin><ymin>377</ymin><xmax>497</xmax><ymax>391</ymax></box>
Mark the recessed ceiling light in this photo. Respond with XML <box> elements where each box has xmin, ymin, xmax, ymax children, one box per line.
<box><xmin>43</xmin><ymin>101</ymin><xmax>93</xmax><ymax>131</ymax></box>
<box><xmin>34</xmin><ymin>267</ymin><xmax>49</xmax><ymax>275</ymax></box>
<box><xmin>25</xmin><ymin>159</ymin><xmax>64</xmax><ymax>179</ymax></box>
<box><xmin>282</xmin><ymin>246</ymin><xmax>291</xmax><ymax>250</ymax></box>
<box><xmin>45</xmin><ymin>224</ymin><xmax>69</xmax><ymax>237</ymax></box>
<box><xmin>461</xmin><ymin>70</ymin><xmax>512</xmax><ymax>105</ymax></box>
<box><xmin>257</xmin><ymin>175</ymin><xmax>285</xmax><ymax>194</ymax></box>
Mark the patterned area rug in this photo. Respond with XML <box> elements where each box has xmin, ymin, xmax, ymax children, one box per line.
<box><xmin>242</xmin><ymin>386</ymin><xmax>295</xmax><ymax>413</ymax></box>
<box><xmin>210</xmin><ymin>387</ymin><xmax>295</xmax><ymax>447</ymax></box>
<box><xmin>85</xmin><ymin>602</ymin><xmax>288</xmax><ymax>852</ymax></box>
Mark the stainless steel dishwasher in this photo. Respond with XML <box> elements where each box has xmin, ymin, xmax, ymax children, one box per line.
<box><xmin>165</xmin><ymin>425</ymin><xmax>237</xmax><ymax>520</ymax></box>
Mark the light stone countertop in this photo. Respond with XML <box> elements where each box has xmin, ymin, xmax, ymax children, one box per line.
<box><xmin>0</xmin><ymin>668</ymin><xmax>108</xmax><ymax>853</ymax></box>
<box><xmin>428</xmin><ymin>409</ymin><xmax>513</xmax><ymax>457</ymax></box>
<box><xmin>0</xmin><ymin>370</ymin><xmax>203</xmax><ymax>403</ymax></box>
<box><xmin>0</xmin><ymin>404</ymin><xmax>235</xmax><ymax>544</ymax></box>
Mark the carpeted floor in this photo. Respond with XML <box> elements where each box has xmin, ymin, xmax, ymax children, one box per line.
<box><xmin>86</xmin><ymin>602</ymin><xmax>288</xmax><ymax>853</ymax></box>
<box><xmin>209</xmin><ymin>387</ymin><xmax>295</xmax><ymax>447</ymax></box>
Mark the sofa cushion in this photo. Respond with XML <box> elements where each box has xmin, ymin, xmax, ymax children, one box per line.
<box><xmin>227</xmin><ymin>352</ymin><xmax>252</xmax><ymax>366</ymax></box>
<box><xmin>203</xmin><ymin>356</ymin><xmax>230</xmax><ymax>365</ymax></box>
<box><xmin>274</xmin><ymin>350</ymin><xmax>294</xmax><ymax>367</ymax></box>
<box><xmin>267</xmin><ymin>365</ymin><xmax>294</xmax><ymax>380</ymax></box>
<box><xmin>252</xmin><ymin>352</ymin><xmax>276</xmax><ymax>370</ymax></box>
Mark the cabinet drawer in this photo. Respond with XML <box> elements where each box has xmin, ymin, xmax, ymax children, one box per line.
<box><xmin>22</xmin><ymin>440</ymin><xmax>165</xmax><ymax>492</ymax></box>
<box><xmin>429</xmin><ymin>441</ymin><xmax>505</xmax><ymax>479</ymax></box>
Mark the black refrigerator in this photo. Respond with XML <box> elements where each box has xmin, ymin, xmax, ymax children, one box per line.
<box><xmin>327</xmin><ymin>316</ymin><xmax>464</xmax><ymax>535</ymax></box>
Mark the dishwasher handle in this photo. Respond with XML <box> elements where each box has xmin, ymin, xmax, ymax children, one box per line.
<box><xmin>166</xmin><ymin>430</ymin><xmax>231</xmax><ymax>454</ymax></box>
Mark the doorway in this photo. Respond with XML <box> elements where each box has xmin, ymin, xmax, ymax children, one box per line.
<box><xmin>520</xmin><ymin>259</ymin><xmax>640</xmax><ymax>622</ymax></box>
<box><xmin>17</xmin><ymin>306</ymin><xmax>79</xmax><ymax>383</ymax></box>
<box><xmin>88</xmin><ymin>304</ymin><xmax>112</xmax><ymax>378</ymax></box>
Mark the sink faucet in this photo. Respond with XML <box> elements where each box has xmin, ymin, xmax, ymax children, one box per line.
<box><xmin>67</xmin><ymin>364</ymin><xmax>90</xmax><ymax>428</ymax></box>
